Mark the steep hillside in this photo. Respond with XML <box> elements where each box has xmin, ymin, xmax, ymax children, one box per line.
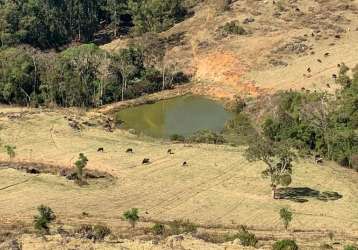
<box><xmin>103</xmin><ymin>0</ymin><xmax>358</xmax><ymax>100</ymax></box>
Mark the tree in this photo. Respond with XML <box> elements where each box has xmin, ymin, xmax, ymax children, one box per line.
<box><xmin>123</xmin><ymin>208</ymin><xmax>139</xmax><ymax>228</ymax></box>
<box><xmin>279</xmin><ymin>208</ymin><xmax>293</xmax><ymax>230</ymax></box>
<box><xmin>75</xmin><ymin>153</ymin><xmax>88</xmax><ymax>182</ymax></box>
<box><xmin>245</xmin><ymin>137</ymin><xmax>296</xmax><ymax>199</ymax></box>
<box><xmin>128</xmin><ymin>0</ymin><xmax>186</xmax><ymax>34</ymax></box>
<box><xmin>4</xmin><ymin>144</ymin><xmax>16</xmax><ymax>160</ymax></box>
<box><xmin>0</xmin><ymin>48</ymin><xmax>37</xmax><ymax>106</ymax></box>
<box><xmin>104</xmin><ymin>0</ymin><xmax>128</xmax><ymax>37</ymax></box>
<box><xmin>33</xmin><ymin>205</ymin><xmax>56</xmax><ymax>234</ymax></box>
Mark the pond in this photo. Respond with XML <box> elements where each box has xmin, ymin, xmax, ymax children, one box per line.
<box><xmin>116</xmin><ymin>95</ymin><xmax>234</xmax><ymax>138</ymax></box>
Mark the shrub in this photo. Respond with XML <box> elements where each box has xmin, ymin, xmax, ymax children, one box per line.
<box><xmin>33</xmin><ymin>205</ymin><xmax>56</xmax><ymax>234</ymax></box>
<box><xmin>188</xmin><ymin>130</ymin><xmax>226</xmax><ymax>144</ymax></box>
<box><xmin>345</xmin><ymin>246</ymin><xmax>358</xmax><ymax>250</ymax></box>
<box><xmin>168</xmin><ymin>219</ymin><xmax>197</xmax><ymax>235</ymax></box>
<box><xmin>273</xmin><ymin>239</ymin><xmax>299</xmax><ymax>250</ymax></box>
<box><xmin>74</xmin><ymin>153</ymin><xmax>88</xmax><ymax>184</ymax></box>
<box><xmin>152</xmin><ymin>223</ymin><xmax>165</xmax><ymax>235</ymax></box>
<box><xmin>93</xmin><ymin>225</ymin><xmax>111</xmax><ymax>240</ymax></box>
<box><xmin>237</xmin><ymin>226</ymin><xmax>257</xmax><ymax>247</ymax></box>
<box><xmin>279</xmin><ymin>208</ymin><xmax>293</xmax><ymax>230</ymax></box>
<box><xmin>75</xmin><ymin>224</ymin><xmax>111</xmax><ymax>241</ymax></box>
<box><xmin>170</xmin><ymin>134</ymin><xmax>186</xmax><ymax>142</ymax></box>
<box><xmin>219</xmin><ymin>21</ymin><xmax>247</xmax><ymax>37</ymax></box>
<box><xmin>4</xmin><ymin>145</ymin><xmax>16</xmax><ymax>160</ymax></box>
<box><xmin>123</xmin><ymin>208</ymin><xmax>139</xmax><ymax>228</ymax></box>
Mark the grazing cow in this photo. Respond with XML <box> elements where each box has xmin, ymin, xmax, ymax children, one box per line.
<box><xmin>332</xmin><ymin>74</ymin><xmax>337</xmax><ymax>79</ymax></box>
<box><xmin>97</xmin><ymin>147</ymin><xmax>104</xmax><ymax>152</ymax></box>
<box><xmin>317</xmin><ymin>59</ymin><xmax>322</xmax><ymax>63</ymax></box>
<box><xmin>307</xmin><ymin>67</ymin><xmax>311</xmax><ymax>73</ymax></box>
<box><xmin>315</xmin><ymin>155</ymin><xmax>323</xmax><ymax>164</ymax></box>
<box><xmin>182</xmin><ymin>161</ymin><xmax>188</xmax><ymax>167</ymax></box>
<box><xmin>324</xmin><ymin>52</ymin><xmax>330</xmax><ymax>57</ymax></box>
<box><xmin>126</xmin><ymin>148</ymin><xmax>133</xmax><ymax>153</ymax></box>
<box><xmin>167</xmin><ymin>149</ymin><xmax>174</xmax><ymax>154</ymax></box>
<box><xmin>326</xmin><ymin>83</ymin><xmax>331</xmax><ymax>88</ymax></box>
<box><xmin>335</xmin><ymin>34</ymin><xmax>341</xmax><ymax>39</ymax></box>
<box><xmin>142</xmin><ymin>158</ymin><xmax>150</xmax><ymax>164</ymax></box>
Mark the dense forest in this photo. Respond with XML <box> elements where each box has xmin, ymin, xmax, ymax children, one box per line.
<box><xmin>0</xmin><ymin>0</ymin><xmax>190</xmax><ymax>107</ymax></box>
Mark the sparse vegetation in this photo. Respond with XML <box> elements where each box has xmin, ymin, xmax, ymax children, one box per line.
<box><xmin>33</xmin><ymin>205</ymin><xmax>56</xmax><ymax>234</ymax></box>
<box><xmin>170</xmin><ymin>134</ymin><xmax>186</xmax><ymax>142</ymax></box>
<box><xmin>151</xmin><ymin>223</ymin><xmax>165</xmax><ymax>235</ymax></box>
<box><xmin>273</xmin><ymin>239</ymin><xmax>299</xmax><ymax>250</ymax></box>
<box><xmin>75</xmin><ymin>224</ymin><xmax>111</xmax><ymax>241</ymax></box>
<box><xmin>4</xmin><ymin>145</ymin><xmax>16</xmax><ymax>160</ymax></box>
<box><xmin>279</xmin><ymin>208</ymin><xmax>293</xmax><ymax>230</ymax></box>
<box><xmin>74</xmin><ymin>153</ymin><xmax>88</xmax><ymax>185</ymax></box>
<box><xmin>123</xmin><ymin>208</ymin><xmax>139</xmax><ymax>228</ymax></box>
<box><xmin>188</xmin><ymin>129</ymin><xmax>226</xmax><ymax>144</ymax></box>
<box><xmin>344</xmin><ymin>246</ymin><xmax>358</xmax><ymax>250</ymax></box>
<box><xmin>237</xmin><ymin>226</ymin><xmax>257</xmax><ymax>247</ymax></box>
<box><xmin>168</xmin><ymin>219</ymin><xmax>197</xmax><ymax>235</ymax></box>
<box><xmin>218</xmin><ymin>21</ymin><xmax>247</xmax><ymax>37</ymax></box>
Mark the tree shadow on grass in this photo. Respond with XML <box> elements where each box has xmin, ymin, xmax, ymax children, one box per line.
<box><xmin>276</xmin><ymin>187</ymin><xmax>343</xmax><ymax>203</ymax></box>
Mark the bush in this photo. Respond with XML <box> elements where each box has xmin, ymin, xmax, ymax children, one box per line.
<box><xmin>152</xmin><ymin>223</ymin><xmax>165</xmax><ymax>235</ymax></box>
<box><xmin>170</xmin><ymin>134</ymin><xmax>186</xmax><ymax>142</ymax></box>
<box><xmin>168</xmin><ymin>220</ymin><xmax>197</xmax><ymax>235</ymax></box>
<box><xmin>93</xmin><ymin>225</ymin><xmax>111</xmax><ymax>240</ymax></box>
<box><xmin>75</xmin><ymin>224</ymin><xmax>111</xmax><ymax>241</ymax></box>
<box><xmin>273</xmin><ymin>239</ymin><xmax>299</xmax><ymax>250</ymax></box>
<box><xmin>123</xmin><ymin>208</ymin><xmax>140</xmax><ymax>228</ymax></box>
<box><xmin>33</xmin><ymin>205</ymin><xmax>56</xmax><ymax>233</ymax></box>
<box><xmin>188</xmin><ymin>130</ymin><xmax>226</xmax><ymax>144</ymax></box>
<box><xmin>345</xmin><ymin>246</ymin><xmax>358</xmax><ymax>250</ymax></box>
<box><xmin>4</xmin><ymin>145</ymin><xmax>16</xmax><ymax>160</ymax></box>
<box><xmin>237</xmin><ymin>226</ymin><xmax>257</xmax><ymax>247</ymax></box>
<box><xmin>219</xmin><ymin>21</ymin><xmax>247</xmax><ymax>37</ymax></box>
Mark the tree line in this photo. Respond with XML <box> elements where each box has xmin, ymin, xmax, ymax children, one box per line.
<box><xmin>0</xmin><ymin>0</ymin><xmax>188</xmax><ymax>49</ymax></box>
<box><xmin>0</xmin><ymin>42</ymin><xmax>188</xmax><ymax>107</ymax></box>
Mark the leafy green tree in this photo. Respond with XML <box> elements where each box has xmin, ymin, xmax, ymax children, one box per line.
<box><xmin>75</xmin><ymin>153</ymin><xmax>88</xmax><ymax>181</ymax></box>
<box><xmin>4</xmin><ymin>144</ymin><xmax>16</xmax><ymax>160</ymax></box>
<box><xmin>128</xmin><ymin>0</ymin><xmax>186</xmax><ymax>34</ymax></box>
<box><xmin>279</xmin><ymin>208</ymin><xmax>293</xmax><ymax>230</ymax></box>
<box><xmin>34</xmin><ymin>205</ymin><xmax>56</xmax><ymax>234</ymax></box>
<box><xmin>245</xmin><ymin>137</ymin><xmax>296</xmax><ymax>199</ymax></box>
<box><xmin>104</xmin><ymin>0</ymin><xmax>128</xmax><ymax>37</ymax></box>
<box><xmin>123</xmin><ymin>208</ymin><xmax>139</xmax><ymax>228</ymax></box>
<box><xmin>0</xmin><ymin>48</ymin><xmax>37</xmax><ymax>105</ymax></box>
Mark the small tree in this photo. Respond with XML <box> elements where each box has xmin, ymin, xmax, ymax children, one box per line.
<box><xmin>75</xmin><ymin>153</ymin><xmax>88</xmax><ymax>181</ymax></box>
<box><xmin>279</xmin><ymin>208</ymin><xmax>293</xmax><ymax>230</ymax></box>
<box><xmin>33</xmin><ymin>205</ymin><xmax>56</xmax><ymax>234</ymax></box>
<box><xmin>123</xmin><ymin>208</ymin><xmax>139</xmax><ymax>228</ymax></box>
<box><xmin>4</xmin><ymin>145</ymin><xmax>16</xmax><ymax>160</ymax></box>
<box><xmin>245</xmin><ymin>137</ymin><xmax>296</xmax><ymax>199</ymax></box>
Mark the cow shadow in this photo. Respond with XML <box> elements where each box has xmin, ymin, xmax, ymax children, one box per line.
<box><xmin>276</xmin><ymin>187</ymin><xmax>343</xmax><ymax>203</ymax></box>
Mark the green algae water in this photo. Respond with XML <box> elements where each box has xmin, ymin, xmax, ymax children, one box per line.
<box><xmin>116</xmin><ymin>95</ymin><xmax>234</xmax><ymax>138</ymax></box>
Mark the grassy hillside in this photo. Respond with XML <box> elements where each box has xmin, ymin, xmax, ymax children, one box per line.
<box><xmin>0</xmin><ymin>107</ymin><xmax>358</xmax><ymax>249</ymax></box>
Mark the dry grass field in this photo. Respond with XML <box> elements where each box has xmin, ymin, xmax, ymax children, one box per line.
<box><xmin>1</xmin><ymin>107</ymin><xmax>358</xmax><ymax>249</ymax></box>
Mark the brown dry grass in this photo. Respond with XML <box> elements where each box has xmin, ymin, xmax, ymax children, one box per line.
<box><xmin>1</xmin><ymin>107</ymin><xmax>358</xmax><ymax>249</ymax></box>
